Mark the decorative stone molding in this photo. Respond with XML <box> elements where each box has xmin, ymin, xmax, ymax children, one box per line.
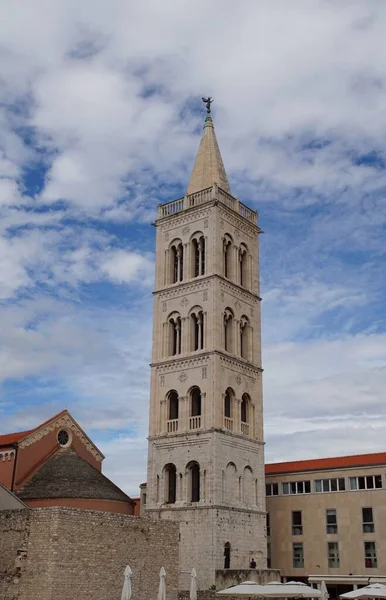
<box><xmin>219</xmin><ymin>208</ymin><xmax>257</xmax><ymax>238</ymax></box>
<box><xmin>235</xmin><ymin>374</ymin><xmax>242</xmax><ymax>386</ymax></box>
<box><xmin>182</xmin><ymin>226</ymin><xmax>190</xmax><ymax>235</ymax></box>
<box><xmin>155</xmin><ymin>355</ymin><xmax>209</xmax><ymax>373</ymax></box>
<box><xmin>219</xmin><ymin>355</ymin><xmax>260</xmax><ymax>379</ymax></box>
<box><xmin>19</xmin><ymin>416</ymin><xmax>103</xmax><ymax>462</ymax></box>
<box><xmin>219</xmin><ymin>279</ymin><xmax>259</xmax><ymax>305</ymax></box>
<box><xmin>159</xmin><ymin>208</ymin><xmax>212</xmax><ymax>231</ymax></box>
<box><xmin>0</xmin><ymin>450</ymin><xmax>15</xmax><ymax>461</ymax></box>
<box><xmin>178</xmin><ymin>371</ymin><xmax>188</xmax><ymax>383</ymax></box>
<box><xmin>180</xmin><ymin>297</ymin><xmax>189</xmax><ymax>307</ymax></box>
<box><xmin>157</xmin><ymin>279</ymin><xmax>210</xmax><ymax>301</ymax></box>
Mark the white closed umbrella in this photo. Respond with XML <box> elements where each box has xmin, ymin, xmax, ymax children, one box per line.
<box><xmin>321</xmin><ymin>580</ymin><xmax>329</xmax><ymax>600</ymax></box>
<box><xmin>158</xmin><ymin>567</ymin><xmax>166</xmax><ymax>600</ymax></box>
<box><xmin>190</xmin><ymin>568</ymin><xmax>197</xmax><ymax>600</ymax></box>
<box><xmin>121</xmin><ymin>565</ymin><xmax>132</xmax><ymax>600</ymax></box>
<box><xmin>340</xmin><ymin>584</ymin><xmax>386</xmax><ymax>599</ymax></box>
<box><xmin>217</xmin><ymin>580</ymin><xmax>322</xmax><ymax>598</ymax></box>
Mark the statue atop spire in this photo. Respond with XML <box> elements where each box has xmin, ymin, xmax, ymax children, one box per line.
<box><xmin>201</xmin><ymin>96</ymin><xmax>214</xmax><ymax>114</ymax></box>
<box><xmin>186</xmin><ymin>97</ymin><xmax>230</xmax><ymax>195</ymax></box>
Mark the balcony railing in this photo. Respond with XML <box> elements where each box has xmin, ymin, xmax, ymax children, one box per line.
<box><xmin>167</xmin><ymin>419</ymin><xmax>178</xmax><ymax>433</ymax></box>
<box><xmin>157</xmin><ymin>185</ymin><xmax>257</xmax><ymax>225</ymax></box>
<box><xmin>189</xmin><ymin>416</ymin><xmax>201</xmax><ymax>430</ymax></box>
<box><xmin>241</xmin><ymin>421</ymin><xmax>249</xmax><ymax>435</ymax></box>
<box><xmin>224</xmin><ymin>417</ymin><xmax>233</xmax><ymax>431</ymax></box>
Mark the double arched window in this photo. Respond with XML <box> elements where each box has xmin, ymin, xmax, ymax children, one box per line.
<box><xmin>164</xmin><ymin>463</ymin><xmax>177</xmax><ymax>504</ymax></box>
<box><xmin>190</xmin><ymin>308</ymin><xmax>204</xmax><ymax>351</ymax></box>
<box><xmin>240</xmin><ymin>315</ymin><xmax>251</xmax><ymax>361</ymax></box>
<box><xmin>168</xmin><ymin>313</ymin><xmax>181</xmax><ymax>356</ymax></box>
<box><xmin>170</xmin><ymin>240</ymin><xmax>183</xmax><ymax>284</ymax></box>
<box><xmin>224</xmin><ymin>308</ymin><xmax>234</xmax><ymax>353</ymax></box>
<box><xmin>241</xmin><ymin>393</ymin><xmax>250</xmax><ymax>435</ymax></box>
<box><xmin>167</xmin><ymin>390</ymin><xmax>179</xmax><ymax>432</ymax></box>
<box><xmin>191</xmin><ymin>233</ymin><xmax>205</xmax><ymax>278</ymax></box>
<box><xmin>223</xmin><ymin>234</ymin><xmax>233</xmax><ymax>279</ymax></box>
<box><xmin>238</xmin><ymin>244</ymin><xmax>249</xmax><ymax>288</ymax></box>
<box><xmin>187</xmin><ymin>461</ymin><xmax>200</xmax><ymax>502</ymax></box>
<box><xmin>224</xmin><ymin>388</ymin><xmax>234</xmax><ymax>431</ymax></box>
<box><xmin>190</xmin><ymin>386</ymin><xmax>202</xmax><ymax>430</ymax></box>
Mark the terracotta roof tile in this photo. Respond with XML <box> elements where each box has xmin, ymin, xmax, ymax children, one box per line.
<box><xmin>265</xmin><ymin>452</ymin><xmax>386</xmax><ymax>475</ymax></box>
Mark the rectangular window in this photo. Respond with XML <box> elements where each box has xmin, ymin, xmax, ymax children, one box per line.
<box><xmin>362</xmin><ymin>508</ymin><xmax>375</xmax><ymax>533</ymax></box>
<box><xmin>266</xmin><ymin>483</ymin><xmax>279</xmax><ymax>496</ymax></box>
<box><xmin>328</xmin><ymin>542</ymin><xmax>340</xmax><ymax>568</ymax></box>
<box><xmin>142</xmin><ymin>493</ymin><xmax>147</xmax><ymax>505</ymax></box>
<box><xmin>364</xmin><ymin>542</ymin><xmax>377</xmax><ymax>568</ymax></box>
<box><xmin>350</xmin><ymin>475</ymin><xmax>383</xmax><ymax>491</ymax></box>
<box><xmin>326</xmin><ymin>509</ymin><xmax>338</xmax><ymax>534</ymax></box>
<box><xmin>293</xmin><ymin>543</ymin><xmax>304</xmax><ymax>568</ymax></box>
<box><xmin>266</xmin><ymin>512</ymin><xmax>271</xmax><ymax>537</ymax></box>
<box><xmin>315</xmin><ymin>478</ymin><xmax>346</xmax><ymax>493</ymax></box>
<box><xmin>267</xmin><ymin>543</ymin><xmax>272</xmax><ymax>569</ymax></box>
<box><xmin>292</xmin><ymin>511</ymin><xmax>303</xmax><ymax>535</ymax></box>
<box><xmin>282</xmin><ymin>480</ymin><xmax>311</xmax><ymax>495</ymax></box>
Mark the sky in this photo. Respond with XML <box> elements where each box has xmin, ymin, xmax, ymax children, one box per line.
<box><xmin>1</xmin><ymin>0</ymin><xmax>386</xmax><ymax>496</ymax></box>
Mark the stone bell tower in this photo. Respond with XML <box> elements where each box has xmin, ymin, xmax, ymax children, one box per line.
<box><xmin>146</xmin><ymin>103</ymin><xmax>266</xmax><ymax>590</ymax></box>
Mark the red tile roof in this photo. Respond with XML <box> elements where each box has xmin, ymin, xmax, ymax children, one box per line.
<box><xmin>265</xmin><ymin>452</ymin><xmax>386</xmax><ymax>475</ymax></box>
<box><xmin>0</xmin><ymin>410</ymin><xmax>68</xmax><ymax>447</ymax></box>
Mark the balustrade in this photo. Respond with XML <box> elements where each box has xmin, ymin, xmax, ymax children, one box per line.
<box><xmin>189</xmin><ymin>416</ymin><xmax>201</xmax><ymax>430</ymax></box>
<box><xmin>167</xmin><ymin>419</ymin><xmax>179</xmax><ymax>433</ymax></box>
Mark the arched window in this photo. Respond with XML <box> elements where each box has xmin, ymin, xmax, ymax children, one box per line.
<box><xmin>168</xmin><ymin>390</ymin><xmax>179</xmax><ymax>420</ymax></box>
<box><xmin>224</xmin><ymin>389</ymin><xmax>232</xmax><ymax>419</ymax></box>
<box><xmin>191</xmin><ymin>234</ymin><xmax>205</xmax><ymax>278</ymax></box>
<box><xmin>167</xmin><ymin>390</ymin><xmax>179</xmax><ymax>432</ymax></box>
<box><xmin>223</xmin><ymin>234</ymin><xmax>233</xmax><ymax>279</ymax></box>
<box><xmin>241</xmin><ymin>393</ymin><xmax>250</xmax><ymax>435</ymax></box>
<box><xmin>187</xmin><ymin>461</ymin><xmax>200</xmax><ymax>502</ymax></box>
<box><xmin>224</xmin><ymin>308</ymin><xmax>234</xmax><ymax>353</ymax></box>
<box><xmin>240</xmin><ymin>315</ymin><xmax>250</xmax><ymax>360</ymax></box>
<box><xmin>224</xmin><ymin>542</ymin><xmax>231</xmax><ymax>569</ymax></box>
<box><xmin>243</xmin><ymin>466</ymin><xmax>253</xmax><ymax>505</ymax></box>
<box><xmin>170</xmin><ymin>241</ymin><xmax>183</xmax><ymax>284</ymax></box>
<box><xmin>190</xmin><ymin>386</ymin><xmax>202</xmax><ymax>430</ymax></box>
<box><xmin>168</xmin><ymin>314</ymin><xmax>181</xmax><ymax>356</ymax></box>
<box><xmin>165</xmin><ymin>464</ymin><xmax>177</xmax><ymax>504</ymax></box>
<box><xmin>239</xmin><ymin>244</ymin><xmax>248</xmax><ymax>288</ymax></box>
<box><xmin>224</xmin><ymin>388</ymin><xmax>234</xmax><ymax>430</ymax></box>
<box><xmin>190</xmin><ymin>309</ymin><xmax>204</xmax><ymax>351</ymax></box>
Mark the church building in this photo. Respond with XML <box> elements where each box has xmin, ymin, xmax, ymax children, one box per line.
<box><xmin>145</xmin><ymin>105</ymin><xmax>267</xmax><ymax>589</ymax></box>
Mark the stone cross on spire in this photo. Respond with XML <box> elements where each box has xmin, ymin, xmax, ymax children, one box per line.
<box><xmin>186</xmin><ymin>99</ymin><xmax>231</xmax><ymax>195</ymax></box>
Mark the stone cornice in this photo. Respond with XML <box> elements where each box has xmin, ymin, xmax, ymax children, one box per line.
<box><xmin>154</xmin><ymin>274</ymin><xmax>260</xmax><ymax>302</ymax></box>
<box><xmin>158</xmin><ymin>204</ymin><xmax>213</xmax><ymax>229</ymax></box>
<box><xmin>148</xmin><ymin>427</ymin><xmax>264</xmax><ymax>446</ymax></box>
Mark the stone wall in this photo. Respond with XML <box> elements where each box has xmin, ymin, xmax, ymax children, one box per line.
<box><xmin>0</xmin><ymin>510</ymin><xmax>30</xmax><ymax>600</ymax></box>
<box><xmin>215</xmin><ymin>568</ymin><xmax>281</xmax><ymax>589</ymax></box>
<box><xmin>0</xmin><ymin>507</ymin><xmax>179</xmax><ymax>600</ymax></box>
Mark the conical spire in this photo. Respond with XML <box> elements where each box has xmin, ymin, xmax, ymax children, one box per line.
<box><xmin>186</xmin><ymin>115</ymin><xmax>231</xmax><ymax>195</ymax></box>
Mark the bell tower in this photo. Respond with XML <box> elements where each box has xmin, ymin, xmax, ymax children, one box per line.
<box><xmin>146</xmin><ymin>104</ymin><xmax>266</xmax><ymax>590</ymax></box>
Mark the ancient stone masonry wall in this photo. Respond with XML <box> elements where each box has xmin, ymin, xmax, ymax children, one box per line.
<box><xmin>0</xmin><ymin>509</ymin><xmax>30</xmax><ymax>600</ymax></box>
<box><xmin>0</xmin><ymin>507</ymin><xmax>179</xmax><ymax>600</ymax></box>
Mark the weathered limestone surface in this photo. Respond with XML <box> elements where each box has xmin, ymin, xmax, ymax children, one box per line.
<box><xmin>0</xmin><ymin>507</ymin><xmax>179</xmax><ymax>600</ymax></box>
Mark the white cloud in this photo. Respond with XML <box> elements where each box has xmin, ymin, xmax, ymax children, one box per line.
<box><xmin>0</xmin><ymin>0</ymin><xmax>386</xmax><ymax>495</ymax></box>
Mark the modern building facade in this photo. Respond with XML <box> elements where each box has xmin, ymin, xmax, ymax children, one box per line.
<box><xmin>266</xmin><ymin>452</ymin><xmax>386</xmax><ymax>598</ymax></box>
<box><xmin>145</xmin><ymin>110</ymin><xmax>267</xmax><ymax>589</ymax></box>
